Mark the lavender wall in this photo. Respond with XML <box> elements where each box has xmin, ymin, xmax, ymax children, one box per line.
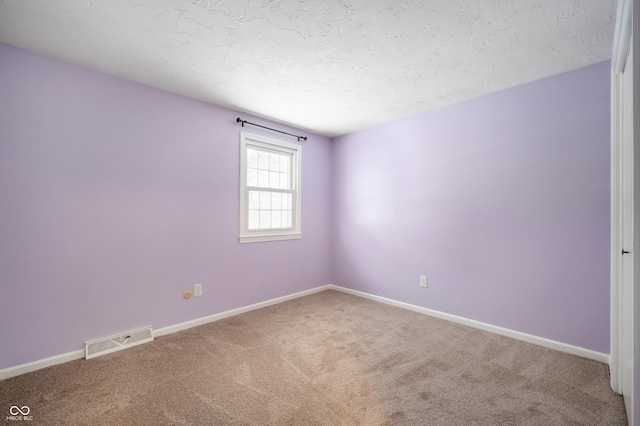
<box><xmin>331</xmin><ymin>61</ymin><xmax>611</xmax><ymax>353</ymax></box>
<box><xmin>0</xmin><ymin>43</ymin><xmax>332</xmax><ymax>369</ymax></box>
<box><xmin>0</xmin><ymin>40</ymin><xmax>611</xmax><ymax>370</ymax></box>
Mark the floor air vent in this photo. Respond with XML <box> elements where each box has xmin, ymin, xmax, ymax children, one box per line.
<box><xmin>85</xmin><ymin>326</ymin><xmax>154</xmax><ymax>359</ymax></box>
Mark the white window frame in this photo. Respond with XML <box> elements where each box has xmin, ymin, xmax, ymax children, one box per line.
<box><xmin>239</xmin><ymin>131</ymin><xmax>302</xmax><ymax>243</ymax></box>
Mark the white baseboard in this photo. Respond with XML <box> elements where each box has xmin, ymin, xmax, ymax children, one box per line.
<box><xmin>154</xmin><ymin>285</ymin><xmax>332</xmax><ymax>337</ymax></box>
<box><xmin>0</xmin><ymin>349</ymin><xmax>85</xmax><ymax>381</ymax></box>
<box><xmin>0</xmin><ymin>285</ymin><xmax>331</xmax><ymax>381</ymax></box>
<box><xmin>328</xmin><ymin>285</ymin><xmax>609</xmax><ymax>364</ymax></box>
<box><xmin>0</xmin><ymin>282</ymin><xmax>608</xmax><ymax>381</ymax></box>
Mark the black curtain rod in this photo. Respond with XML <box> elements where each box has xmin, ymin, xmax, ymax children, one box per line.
<box><xmin>236</xmin><ymin>117</ymin><xmax>307</xmax><ymax>142</ymax></box>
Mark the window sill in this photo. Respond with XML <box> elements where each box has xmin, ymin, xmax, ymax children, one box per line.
<box><xmin>239</xmin><ymin>233</ymin><xmax>302</xmax><ymax>244</ymax></box>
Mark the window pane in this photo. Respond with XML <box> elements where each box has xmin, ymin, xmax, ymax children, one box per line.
<box><xmin>282</xmin><ymin>193</ymin><xmax>291</xmax><ymax>210</ymax></box>
<box><xmin>272</xmin><ymin>210</ymin><xmax>282</xmax><ymax>228</ymax></box>
<box><xmin>258</xmin><ymin>170</ymin><xmax>269</xmax><ymax>188</ymax></box>
<box><xmin>280</xmin><ymin>173</ymin><xmax>289</xmax><ymax>190</ymax></box>
<box><xmin>282</xmin><ymin>211</ymin><xmax>290</xmax><ymax>228</ymax></box>
<box><xmin>247</xmin><ymin>169</ymin><xmax>258</xmax><ymax>187</ymax></box>
<box><xmin>248</xmin><ymin>191</ymin><xmax>259</xmax><ymax>209</ymax></box>
<box><xmin>269</xmin><ymin>153</ymin><xmax>280</xmax><ymax>172</ymax></box>
<box><xmin>258</xmin><ymin>151</ymin><xmax>269</xmax><ymax>170</ymax></box>
<box><xmin>272</xmin><ymin>192</ymin><xmax>282</xmax><ymax>209</ymax></box>
<box><xmin>280</xmin><ymin>155</ymin><xmax>290</xmax><ymax>173</ymax></box>
<box><xmin>260</xmin><ymin>211</ymin><xmax>271</xmax><ymax>228</ymax></box>
<box><xmin>269</xmin><ymin>171</ymin><xmax>280</xmax><ymax>189</ymax></box>
<box><xmin>248</xmin><ymin>210</ymin><xmax>260</xmax><ymax>230</ymax></box>
<box><xmin>247</xmin><ymin>149</ymin><xmax>258</xmax><ymax>169</ymax></box>
<box><xmin>259</xmin><ymin>191</ymin><xmax>271</xmax><ymax>209</ymax></box>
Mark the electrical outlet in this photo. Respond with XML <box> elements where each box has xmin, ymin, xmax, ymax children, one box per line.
<box><xmin>420</xmin><ymin>276</ymin><xmax>428</xmax><ymax>288</ymax></box>
<box><xmin>194</xmin><ymin>283</ymin><xmax>202</xmax><ymax>297</ymax></box>
<box><xmin>183</xmin><ymin>290</ymin><xmax>193</xmax><ymax>300</ymax></box>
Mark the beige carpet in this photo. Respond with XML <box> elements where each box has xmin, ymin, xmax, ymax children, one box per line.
<box><xmin>0</xmin><ymin>290</ymin><xmax>627</xmax><ymax>425</ymax></box>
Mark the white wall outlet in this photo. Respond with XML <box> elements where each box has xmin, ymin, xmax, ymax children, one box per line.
<box><xmin>420</xmin><ymin>276</ymin><xmax>428</xmax><ymax>288</ymax></box>
<box><xmin>194</xmin><ymin>283</ymin><xmax>202</xmax><ymax>297</ymax></box>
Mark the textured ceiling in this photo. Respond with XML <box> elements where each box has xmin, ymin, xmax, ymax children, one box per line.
<box><xmin>0</xmin><ymin>0</ymin><xmax>616</xmax><ymax>137</ymax></box>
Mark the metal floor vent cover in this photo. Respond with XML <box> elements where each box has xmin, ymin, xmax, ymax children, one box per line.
<box><xmin>85</xmin><ymin>326</ymin><xmax>154</xmax><ymax>359</ymax></box>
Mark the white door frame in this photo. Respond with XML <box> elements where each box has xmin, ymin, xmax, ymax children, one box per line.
<box><xmin>610</xmin><ymin>0</ymin><xmax>631</xmax><ymax>393</ymax></box>
<box><xmin>610</xmin><ymin>0</ymin><xmax>634</xmax><ymax>423</ymax></box>
<box><xmin>610</xmin><ymin>69</ymin><xmax>624</xmax><ymax>396</ymax></box>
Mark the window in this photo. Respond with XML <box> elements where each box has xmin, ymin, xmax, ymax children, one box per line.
<box><xmin>239</xmin><ymin>131</ymin><xmax>301</xmax><ymax>243</ymax></box>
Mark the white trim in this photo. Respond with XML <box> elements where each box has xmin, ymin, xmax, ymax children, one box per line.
<box><xmin>0</xmin><ymin>286</ymin><xmax>330</xmax><ymax>381</ymax></box>
<box><xmin>611</xmin><ymin>70</ymin><xmax>624</xmax><ymax>393</ymax></box>
<box><xmin>239</xmin><ymin>232</ymin><xmax>301</xmax><ymax>244</ymax></box>
<box><xmin>154</xmin><ymin>285</ymin><xmax>331</xmax><ymax>337</ymax></box>
<box><xmin>0</xmin><ymin>283</ymin><xmax>608</xmax><ymax>381</ymax></box>
<box><xmin>239</xmin><ymin>131</ymin><xmax>302</xmax><ymax>244</ymax></box>
<box><xmin>0</xmin><ymin>350</ymin><xmax>85</xmax><ymax>381</ymax></box>
<box><xmin>610</xmin><ymin>0</ymin><xmax>634</xmax><ymax>396</ymax></box>
<box><xmin>328</xmin><ymin>285</ymin><xmax>609</xmax><ymax>364</ymax></box>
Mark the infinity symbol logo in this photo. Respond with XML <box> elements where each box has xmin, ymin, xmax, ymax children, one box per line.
<box><xmin>9</xmin><ymin>405</ymin><xmax>30</xmax><ymax>415</ymax></box>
